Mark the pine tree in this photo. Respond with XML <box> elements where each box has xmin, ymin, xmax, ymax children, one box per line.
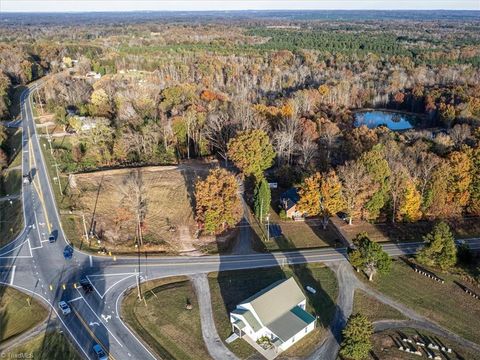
<box><xmin>340</xmin><ymin>313</ymin><xmax>373</xmax><ymax>360</ymax></box>
<box><xmin>417</xmin><ymin>221</ymin><xmax>457</xmax><ymax>270</ymax></box>
<box><xmin>254</xmin><ymin>178</ymin><xmax>271</xmax><ymax>222</ymax></box>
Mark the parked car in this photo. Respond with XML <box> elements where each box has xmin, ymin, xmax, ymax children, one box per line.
<box><xmin>306</xmin><ymin>286</ymin><xmax>317</xmax><ymax>294</ymax></box>
<box><xmin>63</xmin><ymin>245</ymin><xmax>74</xmax><ymax>259</ymax></box>
<box><xmin>58</xmin><ymin>301</ymin><xmax>71</xmax><ymax>315</ymax></box>
<box><xmin>92</xmin><ymin>344</ymin><xmax>108</xmax><ymax>360</ymax></box>
<box><xmin>80</xmin><ymin>278</ymin><xmax>94</xmax><ymax>293</ymax></box>
<box><xmin>48</xmin><ymin>233</ymin><xmax>56</xmax><ymax>243</ymax></box>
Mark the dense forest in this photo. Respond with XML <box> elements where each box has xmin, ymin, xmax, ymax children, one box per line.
<box><xmin>1</xmin><ymin>11</ymin><xmax>479</xmax><ymax>230</ymax></box>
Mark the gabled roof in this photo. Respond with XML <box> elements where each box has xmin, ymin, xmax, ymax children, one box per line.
<box><xmin>268</xmin><ymin>306</ymin><xmax>316</xmax><ymax>342</ymax></box>
<box><xmin>239</xmin><ymin>277</ymin><xmax>306</xmax><ymax>327</ymax></box>
<box><xmin>281</xmin><ymin>188</ymin><xmax>299</xmax><ymax>210</ymax></box>
<box><xmin>231</xmin><ymin>308</ymin><xmax>262</xmax><ymax>332</ymax></box>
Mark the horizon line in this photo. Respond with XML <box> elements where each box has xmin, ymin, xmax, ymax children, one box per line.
<box><xmin>3</xmin><ymin>8</ymin><xmax>479</xmax><ymax>13</ymax></box>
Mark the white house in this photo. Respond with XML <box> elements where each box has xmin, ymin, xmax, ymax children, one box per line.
<box><xmin>230</xmin><ymin>278</ymin><xmax>316</xmax><ymax>355</ymax></box>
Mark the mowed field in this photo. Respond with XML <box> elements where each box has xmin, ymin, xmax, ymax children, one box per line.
<box><xmin>366</xmin><ymin>259</ymin><xmax>480</xmax><ymax>345</ymax></box>
<box><xmin>73</xmin><ymin>165</ymin><xmax>210</xmax><ymax>253</ymax></box>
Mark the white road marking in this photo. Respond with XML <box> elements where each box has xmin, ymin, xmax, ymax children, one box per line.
<box><xmin>68</xmin><ymin>296</ymin><xmax>82</xmax><ymax>303</ymax></box>
<box><xmin>101</xmin><ymin>314</ymin><xmax>111</xmax><ymax>322</ymax></box>
<box><xmin>115</xmin><ymin>287</ymin><xmax>157</xmax><ymax>360</ymax></box>
<box><xmin>75</xmin><ymin>288</ymin><xmax>123</xmax><ymax>347</ymax></box>
<box><xmin>9</xmin><ymin>266</ymin><xmax>16</xmax><ymax>285</ymax></box>
<box><xmin>86</xmin><ymin>273</ymin><xmax>139</xmax><ymax>299</ymax></box>
<box><xmin>89</xmin><ymin>255</ymin><xmax>93</xmax><ymax>267</ymax></box>
<box><xmin>0</xmin><ymin>281</ymin><xmax>93</xmax><ymax>360</ymax></box>
<box><xmin>89</xmin><ymin>321</ymin><xmax>100</xmax><ymax>327</ymax></box>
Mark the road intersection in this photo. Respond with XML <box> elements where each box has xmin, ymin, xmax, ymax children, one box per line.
<box><xmin>1</xmin><ymin>83</ymin><xmax>480</xmax><ymax>360</ymax></box>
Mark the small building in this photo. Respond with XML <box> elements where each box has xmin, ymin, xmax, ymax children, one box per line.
<box><xmin>86</xmin><ymin>71</ymin><xmax>101</xmax><ymax>79</ymax></box>
<box><xmin>280</xmin><ymin>188</ymin><xmax>304</xmax><ymax>220</ymax></box>
<box><xmin>230</xmin><ymin>278</ymin><xmax>316</xmax><ymax>357</ymax></box>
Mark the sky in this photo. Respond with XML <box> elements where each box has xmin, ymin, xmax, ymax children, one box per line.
<box><xmin>1</xmin><ymin>0</ymin><xmax>479</xmax><ymax>12</ymax></box>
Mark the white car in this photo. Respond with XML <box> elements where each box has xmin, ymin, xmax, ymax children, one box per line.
<box><xmin>306</xmin><ymin>286</ymin><xmax>317</xmax><ymax>294</ymax></box>
<box><xmin>58</xmin><ymin>301</ymin><xmax>71</xmax><ymax>315</ymax></box>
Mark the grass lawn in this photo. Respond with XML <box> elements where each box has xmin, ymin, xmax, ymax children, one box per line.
<box><xmin>250</xmin><ymin>207</ymin><xmax>342</xmax><ymax>252</ymax></box>
<box><xmin>337</xmin><ymin>217</ymin><xmax>480</xmax><ymax>243</ymax></box>
<box><xmin>0</xmin><ymin>199</ymin><xmax>23</xmax><ymax>247</ymax></box>
<box><xmin>0</xmin><ymin>169</ymin><xmax>21</xmax><ymax>196</ymax></box>
<box><xmin>370</xmin><ymin>328</ymin><xmax>480</xmax><ymax>360</ymax></box>
<box><xmin>363</xmin><ymin>258</ymin><xmax>480</xmax><ymax>345</ymax></box>
<box><xmin>0</xmin><ymin>286</ymin><xmax>48</xmax><ymax>343</ymax></box>
<box><xmin>122</xmin><ymin>276</ymin><xmax>210</xmax><ymax>360</ymax></box>
<box><xmin>352</xmin><ymin>290</ymin><xmax>406</xmax><ymax>322</ymax></box>
<box><xmin>208</xmin><ymin>263</ymin><xmax>338</xmax><ymax>359</ymax></box>
<box><xmin>5</xmin><ymin>331</ymin><xmax>81</xmax><ymax>360</ymax></box>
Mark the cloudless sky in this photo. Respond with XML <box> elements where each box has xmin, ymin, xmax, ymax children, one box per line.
<box><xmin>1</xmin><ymin>0</ymin><xmax>479</xmax><ymax>12</ymax></box>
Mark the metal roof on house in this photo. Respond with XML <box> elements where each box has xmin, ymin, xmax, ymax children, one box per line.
<box><xmin>231</xmin><ymin>308</ymin><xmax>262</xmax><ymax>332</ymax></box>
<box><xmin>268</xmin><ymin>305</ymin><xmax>316</xmax><ymax>342</ymax></box>
<box><xmin>239</xmin><ymin>277</ymin><xmax>306</xmax><ymax>327</ymax></box>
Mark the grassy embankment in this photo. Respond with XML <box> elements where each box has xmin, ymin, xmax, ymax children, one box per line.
<box><xmin>361</xmin><ymin>258</ymin><xmax>480</xmax><ymax>345</ymax></box>
<box><xmin>209</xmin><ymin>263</ymin><xmax>338</xmax><ymax>359</ymax></box>
<box><xmin>0</xmin><ymin>286</ymin><xmax>48</xmax><ymax>343</ymax></box>
<box><xmin>6</xmin><ymin>331</ymin><xmax>82</xmax><ymax>360</ymax></box>
<box><xmin>122</xmin><ymin>276</ymin><xmax>210</xmax><ymax>360</ymax></box>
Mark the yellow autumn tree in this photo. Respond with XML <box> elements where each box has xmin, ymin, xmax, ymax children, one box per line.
<box><xmin>398</xmin><ymin>180</ymin><xmax>422</xmax><ymax>222</ymax></box>
<box><xmin>195</xmin><ymin>168</ymin><xmax>242</xmax><ymax>235</ymax></box>
<box><xmin>297</xmin><ymin>171</ymin><xmax>345</xmax><ymax>229</ymax></box>
<box><xmin>448</xmin><ymin>149</ymin><xmax>472</xmax><ymax>208</ymax></box>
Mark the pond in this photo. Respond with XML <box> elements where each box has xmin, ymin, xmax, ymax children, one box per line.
<box><xmin>354</xmin><ymin>110</ymin><xmax>422</xmax><ymax>131</ymax></box>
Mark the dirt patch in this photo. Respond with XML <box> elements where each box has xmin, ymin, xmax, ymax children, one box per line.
<box><xmin>72</xmin><ymin>165</ymin><xmax>211</xmax><ymax>252</ymax></box>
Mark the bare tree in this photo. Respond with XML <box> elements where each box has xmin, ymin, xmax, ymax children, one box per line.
<box><xmin>120</xmin><ymin>169</ymin><xmax>148</xmax><ymax>246</ymax></box>
<box><xmin>338</xmin><ymin>160</ymin><xmax>376</xmax><ymax>225</ymax></box>
<box><xmin>203</xmin><ymin>112</ymin><xmax>237</xmax><ymax>165</ymax></box>
<box><xmin>450</xmin><ymin>124</ymin><xmax>471</xmax><ymax>149</ymax></box>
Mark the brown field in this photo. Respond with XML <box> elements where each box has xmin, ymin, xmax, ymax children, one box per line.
<box><xmin>71</xmin><ymin>165</ymin><xmax>214</xmax><ymax>253</ymax></box>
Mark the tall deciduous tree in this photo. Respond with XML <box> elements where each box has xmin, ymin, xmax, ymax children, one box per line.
<box><xmin>227</xmin><ymin>129</ymin><xmax>275</xmax><ymax>180</ymax></box>
<box><xmin>348</xmin><ymin>233</ymin><xmax>391</xmax><ymax>281</ymax></box>
<box><xmin>398</xmin><ymin>180</ymin><xmax>422</xmax><ymax>222</ymax></box>
<box><xmin>253</xmin><ymin>178</ymin><xmax>271</xmax><ymax>222</ymax></box>
<box><xmin>297</xmin><ymin>171</ymin><xmax>345</xmax><ymax>229</ymax></box>
<box><xmin>468</xmin><ymin>146</ymin><xmax>480</xmax><ymax>215</ymax></box>
<box><xmin>340</xmin><ymin>313</ymin><xmax>373</xmax><ymax>360</ymax></box>
<box><xmin>417</xmin><ymin>221</ymin><xmax>457</xmax><ymax>270</ymax></box>
<box><xmin>360</xmin><ymin>145</ymin><xmax>390</xmax><ymax>221</ymax></box>
<box><xmin>338</xmin><ymin>161</ymin><xmax>376</xmax><ymax>225</ymax></box>
<box><xmin>195</xmin><ymin>168</ymin><xmax>242</xmax><ymax>235</ymax></box>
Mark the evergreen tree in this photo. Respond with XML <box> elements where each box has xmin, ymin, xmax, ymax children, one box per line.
<box><xmin>340</xmin><ymin>313</ymin><xmax>373</xmax><ymax>360</ymax></box>
<box><xmin>417</xmin><ymin>221</ymin><xmax>457</xmax><ymax>270</ymax></box>
<box><xmin>254</xmin><ymin>178</ymin><xmax>271</xmax><ymax>222</ymax></box>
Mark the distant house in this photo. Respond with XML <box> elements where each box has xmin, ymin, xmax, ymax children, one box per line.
<box><xmin>230</xmin><ymin>278</ymin><xmax>316</xmax><ymax>356</ymax></box>
<box><xmin>280</xmin><ymin>188</ymin><xmax>304</xmax><ymax>220</ymax></box>
<box><xmin>86</xmin><ymin>71</ymin><xmax>101</xmax><ymax>79</ymax></box>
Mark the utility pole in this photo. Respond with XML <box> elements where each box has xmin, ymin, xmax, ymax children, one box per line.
<box><xmin>82</xmin><ymin>212</ymin><xmax>89</xmax><ymax>245</ymax></box>
<box><xmin>266</xmin><ymin>214</ymin><xmax>270</xmax><ymax>242</ymax></box>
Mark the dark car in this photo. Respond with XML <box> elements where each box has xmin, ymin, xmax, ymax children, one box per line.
<box><xmin>80</xmin><ymin>278</ymin><xmax>94</xmax><ymax>293</ymax></box>
<box><xmin>63</xmin><ymin>245</ymin><xmax>73</xmax><ymax>259</ymax></box>
<box><xmin>93</xmin><ymin>344</ymin><xmax>108</xmax><ymax>360</ymax></box>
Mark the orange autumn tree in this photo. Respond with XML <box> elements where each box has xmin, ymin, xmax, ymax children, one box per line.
<box><xmin>195</xmin><ymin>168</ymin><xmax>242</xmax><ymax>235</ymax></box>
<box><xmin>297</xmin><ymin>171</ymin><xmax>345</xmax><ymax>229</ymax></box>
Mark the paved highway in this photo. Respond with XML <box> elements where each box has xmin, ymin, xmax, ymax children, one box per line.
<box><xmin>1</xmin><ymin>83</ymin><xmax>479</xmax><ymax>360</ymax></box>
